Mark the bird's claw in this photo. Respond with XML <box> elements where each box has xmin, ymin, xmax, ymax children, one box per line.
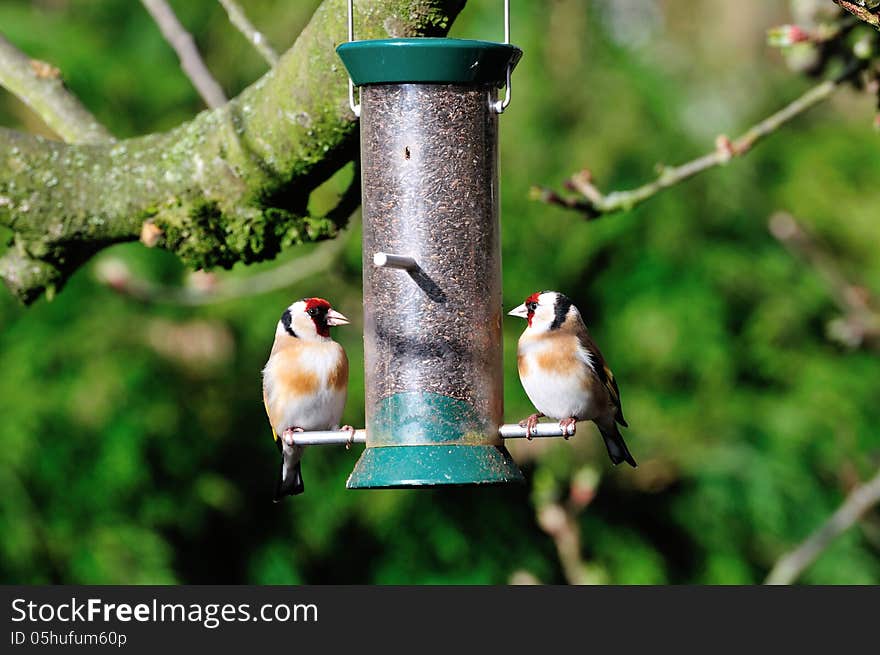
<box><xmin>340</xmin><ymin>425</ymin><xmax>356</xmax><ymax>450</ymax></box>
<box><xmin>281</xmin><ymin>426</ymin><xmax>304</xmax><ymax>447</ymax></box>
<box><xmin>559</xmin><ymin>418</ymin><xmax>577</xmax><ymax>440</ymax></box>
<box><xmin>518</xmin><ymin>413</ymin><xmax>543</xmax><ymax>440</ymax></box>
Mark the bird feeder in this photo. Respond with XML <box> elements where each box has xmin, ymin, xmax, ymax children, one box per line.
<box><xmin>291</xmin><ymin>2</ymin><xmax>575</xmax><ymax>488</ymax></box>
<box><xmin>336</xmin><ymin>0</ymin><xmax>522</xmax><ymax>488</ymax></box>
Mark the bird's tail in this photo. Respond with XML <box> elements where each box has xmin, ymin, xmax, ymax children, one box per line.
<box><xmin>599</xmin><ymin>423</ymin><xmax>637</xmax><ymax>468</ymax></box>
<box><xmin>274</xmin><ymin>458</ymin><xmax>305</xmax><ymax>501</ymax></box>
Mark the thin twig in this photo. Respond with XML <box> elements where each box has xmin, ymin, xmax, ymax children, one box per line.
<box><xmin>769</xmin><ymin>212</ymin><xmax>880</xmax><ymax>349</ymax></box>
<box><xmin>537</xmin><ymin>502</ymin><xmax>593</xmax><ymax>584</ymax></box>
<box><xmin>96</xmin><ymin>230</ymin><xmax>348</xmax><ymax>306</ymax></box>
<box><xmin>217</xmin><ymin>0</ymin><xmax>278</xmax><ymax>66</ymax></box>
<box><xmin>0</xmin><ymin>33</ymin><xmax>113</xmax><ymax>144</ymax></box>
<box><xmin>140</xmin><ymin>0</ymin><xmax>227</xmax><ymax>108</ymax></box>
<box><xmin>833</xmin><ymin>1</ymin><xmax>880</xmax><ymax>30</ymax></box>
<box><xmin>535</xmin><ymin>65</ymin><xmax>861</xmax><ymax>218</ymax></box>
<box><xmin>765</xmin><ymin>466</ymin><xmax>880</xmax><ymax>584</ymax></box>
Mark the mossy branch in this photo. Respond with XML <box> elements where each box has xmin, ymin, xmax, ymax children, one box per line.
<box><xmin>0</xmin><ymin>0</ymin><xmax>465</xmax><ymax>304</ymax></box>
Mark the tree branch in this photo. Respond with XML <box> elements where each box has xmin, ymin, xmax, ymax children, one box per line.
<box><xmin>1</xmin><ymin>0</ymin><xmax>464</xmax><ymax>304</ymax></box>
<box><xmin>833</xmin><ymin>1</ymin><xmax>880</xmax><ymax>30</ymax></box>
<box><xmin>765</xmin><ymin>466</ymin><xmax>880</xmax><ymax>584</ymax></box>
<box><xmin>0</xmin><ymin>33</ymin><xmax>114</xmax><ymax>144</ymax></box>
<box><xmin>217</xmin><ymin>0</ymin><xmax>279</xmax><ymax>66</ymax></box>
<box><xmin>534</xmin><ymin>65</ymin><xmax>861</xmax><ymax>218</ymax></box>
<box><xmin>140</xmin><ymin>0</ymin><xmax>228</xmax><ymax>108</ymax></box>
<box><xmin>535</xmin><ymin>467</ymin><xmax>606</xmax><ymax>584</ymax></box>
<box><xmin>537</xmin><ymin>502</ymin><xmax>593</xmax><ymax>584</ymax></box>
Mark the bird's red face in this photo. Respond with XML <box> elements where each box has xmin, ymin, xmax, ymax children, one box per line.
<box><xmin>509</xmin><ymin>292</ymin><xmax>542</xmax><ymax>327</ymax></box>
<box><xmin>305</xmin><ymin>297</ymin><xmax>331</xmax><ymax>315</ymax></box>
<box><xmin>523</xmin><ymin>292</ymin><xmax>541</xmax><ymax>327</ymax></box>
<box><xmin>304</xmin><ymin>297</ymin><xmax>349</xmax><ymax>337</ymax></box>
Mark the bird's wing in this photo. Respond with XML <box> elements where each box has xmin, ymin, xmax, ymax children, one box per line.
<box><xmin>573</xmin><ymin>320</ymin><xmax>628</xmax><ymax>427</ymax></box>
<box><xmin>263</xmin><ymin>384</ymin><xmax>281</xmax><ymax>452</ymax></box>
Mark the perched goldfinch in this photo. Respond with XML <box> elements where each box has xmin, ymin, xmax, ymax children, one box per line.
<box><xmin>262</xmin><ymin>297</ymin><xmax>351</xmax><ymax>500</ymax></box>
<box><xmin>508</xmin><ymin>291</ymin><xmax>637</xmax><ymax>467</ymax></box>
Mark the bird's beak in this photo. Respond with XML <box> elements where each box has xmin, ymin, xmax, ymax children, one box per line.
<box><xmin>508</xmin><ymin>303</ymin><xmax>529</xmax><ymax>319</ymax></box>
<box><xmin>325</xmin><ymin>309</ymin><xmax>350</xmax><ymax>327</ymax></box>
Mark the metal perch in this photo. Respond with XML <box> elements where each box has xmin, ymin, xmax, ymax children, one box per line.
<box><xmin>292</xmin><ymin>422</ymin><xmax>575</xmax><ymax>446</ymax></box>
<box><xmin>373</xmin><ymin>252</ymin><xmax>418</xmax><ymax>271</ymax></box>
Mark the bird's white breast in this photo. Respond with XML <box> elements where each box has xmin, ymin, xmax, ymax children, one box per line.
<box><xmin>263</xmin><ymin>340</ymin><xmax>347</xmax><ymax>432</ymax></box>
<box><xmin>517</xmin><ymin>335</ymin><xmax>598</xmax><ymax>421</ymax></box>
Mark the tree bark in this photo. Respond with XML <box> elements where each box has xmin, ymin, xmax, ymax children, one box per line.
<box><xmin>0</xmin><ymin>0</ymin><xmax>465</xmax><ymax>304</ymax></box>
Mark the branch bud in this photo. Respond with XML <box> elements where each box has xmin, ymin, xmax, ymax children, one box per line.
<box><xmin>715</xmin><ymin>135</ymin><xmax>735</xmax><ymax>162</ymax></box>
<box><xmin>767</xmin><ymin>24</ymin><xmax>811</xmax><ymax>48</ymax></box>
<box><xmin>140</xmin><ymin>221</ymin><xmax>164</xmax><ymax>248</ymax></box>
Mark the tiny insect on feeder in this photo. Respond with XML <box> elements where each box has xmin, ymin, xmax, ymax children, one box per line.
<box><xmin>291</xmin><ymin>2</ymin><xmax>576</xmax><ymax>487</ymax></box>
<box><xmin>337</xmin><ymin>0</ymin><xmax>523</xmax><ymax>488</ymax></box>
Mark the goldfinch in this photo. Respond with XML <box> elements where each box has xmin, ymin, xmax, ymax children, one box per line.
<box><xmin>262</xmin><ymin>297</ymin><xmax>351</xmax><ymax>500</ymax></box>
<box><xmin>508</xmin><ymin>291</ymin><xmax>637</xmax><ymax>467</ymax></box>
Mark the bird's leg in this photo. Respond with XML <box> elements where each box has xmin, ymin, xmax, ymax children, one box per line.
<box><xmin>559</xmin><ymin>417</ymin><xmax>577</xmax><ymax>440</ymax></box>
<box><xmin>518</xmin><ymin>413</ymin><xmax>544</xmax><ymax>440</ymax></box>
<box><xmin>281</xmin><ymin>426</ymin><xmax>305</xmax><ymax>447</ymax></box>
<box><xmin>339</xmin><ymin>425</ymin><xmax>356</xmax><ymax>450</ymax></box>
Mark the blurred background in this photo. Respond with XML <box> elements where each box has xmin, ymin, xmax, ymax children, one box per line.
<box><xmin>1</xmin><ymin>0</ymin><xmax>879</xmax><ymax>584</ymax></box>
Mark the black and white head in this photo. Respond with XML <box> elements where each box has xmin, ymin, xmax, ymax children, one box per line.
<box><xmin>277</xmin><ymin>297</ymin><xmax>349</xmax><ymax>341</ymax></box>
<box><xmin>508</xmin><ymin>291</ymin><xmax>579</xmax><ymax>332</ymax></box>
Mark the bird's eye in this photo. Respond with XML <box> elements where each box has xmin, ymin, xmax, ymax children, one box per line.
<box><xmin>307</xmin><ymin>307</ymin><xmax>318</xmax><ymax>316</ymax></box>
<box><xmin>527</xmin><ymin>301</ymin><xmax>538</xmax><ymax>312</ymax></box>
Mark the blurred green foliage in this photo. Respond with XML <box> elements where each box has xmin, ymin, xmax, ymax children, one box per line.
<box><xmin>1</xmin><ymin>0</ymin><xmax>878</xmax><ymax>584</ymax></box>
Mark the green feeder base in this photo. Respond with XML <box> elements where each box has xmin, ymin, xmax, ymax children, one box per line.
<box><xmin>346</xmin><ymin>444</ymin><xmax>524</xmax><ymax>489</ymax></box>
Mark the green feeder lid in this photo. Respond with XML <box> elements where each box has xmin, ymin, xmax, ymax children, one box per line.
<box><xmin>337</xmin><ymin>38</ymin><xmax>521</xmax><ymax>86</ymax></box>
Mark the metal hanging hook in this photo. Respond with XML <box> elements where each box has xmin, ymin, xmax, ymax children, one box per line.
<box><xmin>347</xmin><ymin>0</ymin><xmax>360</xmax><ymax>117</ymax></box>
<box><xmin>491</xmin><ymin>0</ymin><xmax>512</xmax><ymax>114</ymax></box>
